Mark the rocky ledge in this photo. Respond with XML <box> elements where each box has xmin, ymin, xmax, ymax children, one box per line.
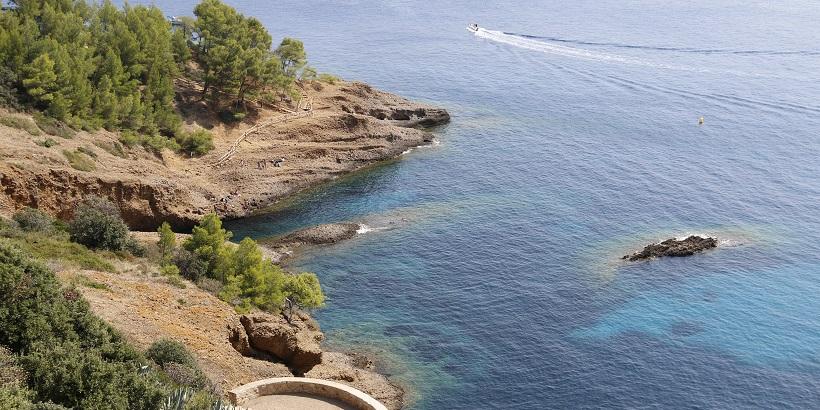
<box><xmin>260</xmin><ymin>223</ymin><xmax>361</xmax><ymax>264</ymax></box>
<box><xmin>622</xmin><ymin>235</ymin><xmax>718</xmax><ymax>261</ymax></box>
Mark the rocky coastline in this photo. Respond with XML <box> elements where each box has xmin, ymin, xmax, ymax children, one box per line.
<box><xmin>0</xmin><ymin>80</ymin><xmax>448</xmax><ymax>408</ymax></box>
<box><xmin>0</xmin><ymin>81</ymin><xmax>449</xmax><ymax>230</ymax></box>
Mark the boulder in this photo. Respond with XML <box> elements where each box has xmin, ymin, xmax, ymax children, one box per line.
<box><xmin>239</xmin><ymin>313</ymin><xmax>324</xmax><ymax>375</ymax></box>
<box><xmin>622</xmin><ymin>235</ymin><xmax>717</xmax><ymax>261</ymax></box>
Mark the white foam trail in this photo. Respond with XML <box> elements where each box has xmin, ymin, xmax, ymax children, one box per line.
<box><xmin>401</xmin><ymin>139</ymin><xmax>440</xmax><ymax>156</ymax></box>
<box><xmin>473</xmin><ymin>28</ymin><xmax>708</xmax><ymax>73</ymax></box>
<box><xmin>356</xmin><ymin>224</ymin><xmax>374</xmax><ymax>234</ymax></box>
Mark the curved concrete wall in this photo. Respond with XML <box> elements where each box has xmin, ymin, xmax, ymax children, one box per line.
<box><xmin>229</xmin><ymin>377</ymin><xmax>388</xmax><ymax>410</ymax></box>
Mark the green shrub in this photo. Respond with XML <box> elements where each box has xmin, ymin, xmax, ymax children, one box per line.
<box><xmin>0</xmin><ymin>385</ymin><xmax>35</xmax><ymax>409</ymax></box>
<box><xmin>93</xmin><ymin>140</ymin><xmax>127</xmax><ymax>158</ymax></box>
<box><xmin>144</xmin><ymin>134</ymin><xmax>180</xmax><ymax>153</ymax></box>
<box><xmin>175</xmin><ymin>130</ymin><xmax>215</xmax><ymax>157</ymax></box>
<box><xmin>124</xmin><ymin>237</ymin><xmax>147</xmax><ymax>257</ymax></box>
<box><xmin>167</xmin><ymin>275</ymin><xmax>186</xmax><ymax>289</ymax></box>
<box><xmin>119</xmin><ymin>131</ymin><xmax>141</xmax><ymax>148</ymax></box>
<box><xmin>146</xmin><ymin>339</ymin><xmax>207</xmax><ymax>390</ymax></box>
<box><xmin>183</xmin><ymin>214</ymin><xmax>232</xmax><ymax>278</ymax></box>
<box><xmin>173</xmin><ymin>249</ymin><xmax>209</xmax><ymax>282</ymax></box>
<box><xmin>36</xmin><ymin>138</ymin><xmax>57</xmax><ymax>148</ymax></box>
<box><xmin>146</xmin><ymin>339</ymin><xmax>195</xmax><ymax>368</ymax></box>
<box><xmin>12</xmin><ymin>208</ymin><xmax>53</xmax><ymax>233</ymax></box>
<box><xmin>68</xmin><ymin>196</ymin><xmax>129</xmax><ymax>251</ymax></box>
<box><xmin>76</xmin><ymin>146</ymin><xmax>97</xmax><ymax>158</ymax></box>
<box><xmin>33</xmin><ymin>114</ymin><xmax>76</xmax><ymax>139</ymax></box>
<box><xmin>0</xmin><ymin>116</ymin><xmax>41</xmax><ymax>136</ymax></box>
<box><xmin>181</xmin><ymin>214</ymin><xmax>324</xmax><ymax>314</ymax></box>
<box><xmin>318</xmin><ymin>73</ymin><xmax>341</xmax><ymax>84</ymax></box>
<box><xmin>157</xmin><ymin>222</ymin><xmax>176</xmax><ymax>263</ymax></box>
<box><xmin>0</xmin><ymin>66</ymin><xmax>21</xmax><ymax>110</ymax></box>
<box><xmin>62</xmin><ymin>150</ymin><xmax>96</xmax><ymax>171</ymax></box>
<box><xmin>0</xmin><ymin>242</ymin><xmax>168</xmax><ymax>409</ymax></box>
<box><xmin>160</xmin><ymin>264</ymin><xmax>181</xmax><ymax>277</ymax></box>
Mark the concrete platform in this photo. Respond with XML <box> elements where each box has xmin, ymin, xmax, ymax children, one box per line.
<box><xmin>229</xmin><ymin>377</ymin><xmax>387</xmax><ymax>410</ymax></box>
<box><xmin>243</xmin><ymin>392</ymin><xmax>355</xmax><ymax>410</ymax></box>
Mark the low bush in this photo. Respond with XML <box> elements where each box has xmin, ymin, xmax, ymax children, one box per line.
<box><xmin>32</xmin><ymin>113</ymin><xmax>76</xmax><ymax>139</ymax></box>
<box><xmin>68</xmin><ymin>196</ymin><xmax>129</xmax><ymax>251</ymax></box>
<box><xmin>175</xmin><ymin>129</ymin><xmax>214</xmax><ymax>157</ymax></box>
<box><xmin>36</xmin><ymin>138</ymin><xmax>57</xmax><ymax>148</ymax></box>
<box><xmin>143</xmin><ymin>134</ymin><xmax>180</xmax><ymax>153</ymax></box>
<box><xmin>12</xmin><ymin>208</ymin><xmax>53</xmax><ymax>233</ymax></box>
<box><xmin>119</xmin><ymin>131</ymin><xmax>141</xmax><ymax>148</ymax></box>
<box><xmin>318</xmin><ymin>73</ymin><xmax>341</xmax><ymax>84</ymax></box>
<box><xmin>76</xmin><ymin>146</ymin><xmax>97</xmax><ymax>158</ymax></box>
<box><xmin>146</xmin><ymin>339</ymin><xmax>196</xmax><ymax>368</ymax></box>
<box><xmin>0</xmin><ymin>116</ymin><xmax>41</xmax><ymax>136</ymax></box>
<box><xmin>93</xmin><ymin>140</ymin><xmax>127</xmax><ymax>158</ymax></box>
<box><xmin>0</xmin><ymin>242</ymin><xmax>168</xmax><ymax>409</ymax></box>
<box><xmin>62</xmin><ymin>150</ymin><xmax>96</xmax><ymax>171</ymax></box>
<box><xmin>124</xmin><ymin>237</ymin><xmax>147</xmax><ymax>257</ymax></box>
<box><xmin>146</xmin><ymin>339</ymin><xmax>207</xmax><ymax>390</ymax></box>
<box><xmin>160</xmin><ymin>264</ymin><xmax>181</xmax><ymax>277</ymax></box>
<box><xmin>173</xmin><ymin>248</ymin><xmax>209</xmax><ymax>282</ymax></box>
<box><xmin>166</xmin><ymin>275</ymin><xmax>186</xmax><ymax>289</ymax></box>
<box><xmin>119</xmin><ymin>131</ymin><xmax>179</xmax><ymax>153</ymax></box>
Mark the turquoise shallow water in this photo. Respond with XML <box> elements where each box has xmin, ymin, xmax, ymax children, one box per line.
<box><xmin>137</xmin><ymin>1</ymin><xmax>820</xmax><ymax>407</ymax></box>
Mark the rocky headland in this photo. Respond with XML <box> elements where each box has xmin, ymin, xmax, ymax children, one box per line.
<box><xmin>622</xmin><ymin>235</ymin><xmax>718</xmax><ymax>261</ymax></box>
<box><xmin>0</xmin><ymin>81</ymin><xmax>449</xmax><ymax>230</ymax></box>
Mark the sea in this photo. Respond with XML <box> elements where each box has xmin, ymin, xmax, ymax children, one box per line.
<box><xmin>135</xmin><ymin>1</ymin><xmax>820</xmax><ymax>408</ymax></box>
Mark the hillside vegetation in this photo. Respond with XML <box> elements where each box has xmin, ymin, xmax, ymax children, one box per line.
<box><xmin>0</xmin><ymin>0</ymin><xmax>311</xmax><ymax>153</ymax></box>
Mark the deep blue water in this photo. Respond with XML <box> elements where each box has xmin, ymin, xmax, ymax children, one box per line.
<box><xmin>139</xmin><ymin>1</ymin><xmax>820</xmax><ymax>407</ymax></box>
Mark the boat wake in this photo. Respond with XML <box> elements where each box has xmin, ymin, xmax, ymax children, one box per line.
<box><xmin>472</xmin><ymin>27</ymin><xmax>820</xmax><ymax>114</ymax></box>
<box><xmin>505</xmin><ymin>32</ymin><xmax>820</xmax><ymax>56</ymax></box>
<box><xmin>473</xmin><ymin>28</ymin><xmax>706</xmax><ymax>72</ymax></box>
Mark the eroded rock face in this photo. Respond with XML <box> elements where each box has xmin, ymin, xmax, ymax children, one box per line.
<box><xmin>622</xmin><ymin>235</ymin><xmax>718</xmax><ymax>261</ymax></box>
<box><xmin>238</xmin><ymin>313</ymin><xmax>324</xmax><ymax>375</ymax></box>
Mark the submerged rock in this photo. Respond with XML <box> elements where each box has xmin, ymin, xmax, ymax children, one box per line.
<box><xmin>276</xmin><ymin>223</ymin><xmax>360</xmax><ymax>246</ymax></box>
<box><xmin>622</xmin><ymin>235</ymin><xmax>717</xmax><ymax>261</ymax></box>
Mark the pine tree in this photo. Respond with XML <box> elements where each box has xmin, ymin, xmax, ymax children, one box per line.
<box><xmin>275</xmin><ymin>37</ymin><xmax>307</xmax><ymax>77</ymax></box>
<box><xmin>22</xmin><ymin>54</ymin><xmax>58</xmax><ymax>106</ymax></box>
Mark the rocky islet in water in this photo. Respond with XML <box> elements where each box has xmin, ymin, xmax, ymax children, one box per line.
<box><xmin>622</xmin><ymin>235</ymin><xmax>718</xmax><ymax>261</ymax></box>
